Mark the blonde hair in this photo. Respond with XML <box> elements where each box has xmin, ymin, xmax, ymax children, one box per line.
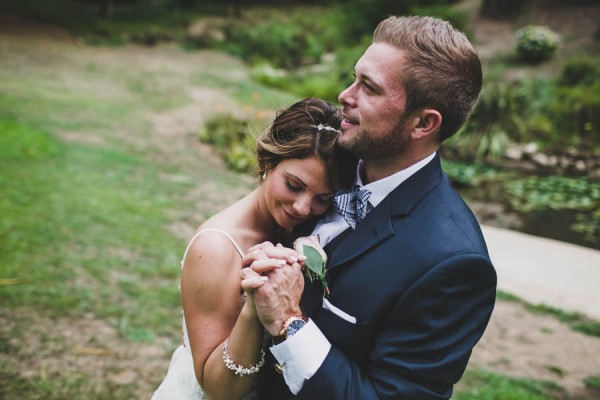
<box><xmin>373</xmin><ymin>16</ymin><xmax>482</xmax><ymax>141</ymax></box>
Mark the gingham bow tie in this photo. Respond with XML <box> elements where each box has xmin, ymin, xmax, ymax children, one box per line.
<box><xmin>333</xmin><ymin>185</ymin><xmax>372</xmax><ymax>229</ymax></box>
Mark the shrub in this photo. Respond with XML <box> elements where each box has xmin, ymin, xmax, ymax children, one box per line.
<box><xmin>558</xmin><ymin>57</ymin><xmax>600</xmax><ymax>87</ymax></box>
<box><xmin>215</xmin><ymin>10</ymin><xmax>339</xmax><ymax>69</ymax></box>
<box><xmin>339</xmin><ymin>0</ymin><xmax>461</xmax><ymax>42</ymax></box>
<box><xmin>441</xmin><ymin>160</ymin><xmax>500</xmax><ymax>187</ymax></box>
<box><xmin>453</xmin><ymin>80</ymin><xmax>550</xmax><ymax>160</ymax></box>
<box><xmin>584</xmin><ymin>375</ymin><xmax>600</xmax><ymax>390</ymax></box>
<box><xmin>551</xmin><ymin>59</ymin><xmax>600</xmax><ymax>149</ymax></box>
<box><xmin>411</xmin><ymin>5</ymin><xmax>472</xmax><ymax>39</ymax></box>
<box><xmin>515</xmin><ymin>25</ymin><xmax>560</xmax><ymax>63</ymax></box>
<box><xmin>251</xmin><ymin>64</ymin><xmax>293</xmax><ymax>92</ymax></box>
<box><xmin>199</xmin><ymin>114</ymin><xmax>262</xmax><ymax>173</ymax></box>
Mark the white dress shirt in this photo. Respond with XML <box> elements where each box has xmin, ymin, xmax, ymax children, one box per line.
<box><xmin>270</xmin><ymin>152</ymin><xmax>436</xmax><ymax>394</ymax></box>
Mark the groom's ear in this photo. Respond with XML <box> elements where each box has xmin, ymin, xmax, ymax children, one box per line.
<box><xmin>411</xmin><ymin>109</ymin><xmax>442</xmax><ymax>141</ymax></box>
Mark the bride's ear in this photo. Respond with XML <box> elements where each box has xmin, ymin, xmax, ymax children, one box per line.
<box><xmin>411</xmin><ymin>109</ymin><xmax>441</xmax><ymax>141</ymax></box>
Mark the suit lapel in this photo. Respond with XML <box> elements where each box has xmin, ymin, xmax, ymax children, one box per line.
<box><xmin>327</xmin><ymin>154</ymin><xmax>444</xmax><ymax>271</ymax></box>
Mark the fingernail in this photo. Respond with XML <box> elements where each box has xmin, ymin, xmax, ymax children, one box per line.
<box><xmin>298</xmin><ymin>255</ymin><xmax>307</xmax><ymax>261</ymax></box>
<box><xmin>277</xmin><ymin>259</ymin><xmax>287</xmax><ymax>266</ymax></box>
<box><xmin>260</xmin><ymin>276</ymin><xmax>268</xmax><ymax>282</ymax></box>
<box><xmin>290</xmin><ymin>256</ymin><xmax>298</xmax><ymax>263</ymax></box>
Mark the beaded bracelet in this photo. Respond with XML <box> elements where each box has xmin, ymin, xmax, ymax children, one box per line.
<box><xmin>222</xmin><ymin>339</ymin><xmax>266</xmax><ymax>376</ymax></box>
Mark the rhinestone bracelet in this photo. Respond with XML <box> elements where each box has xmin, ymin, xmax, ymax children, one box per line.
<box><xmin>222</xmin><ymin>339</ymin><xmax>265</xmax><ymax>376</ymax></box>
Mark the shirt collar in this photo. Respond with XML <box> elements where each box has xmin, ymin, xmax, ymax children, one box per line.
<box><xmin>355</xmin><ymin>152</ymin><xmax>436</xmax><ymax>208</ymax></box>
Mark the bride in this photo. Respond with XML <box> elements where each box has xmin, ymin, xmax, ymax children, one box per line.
<box><xmin>152</xmin><ymin>98</ymin><xmax>356</xmax><ymax>399</ymax></box>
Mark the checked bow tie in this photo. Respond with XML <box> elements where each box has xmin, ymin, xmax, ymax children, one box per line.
<box><xmin>333</xmin><ymin>185</ymin><xmax>372</xmax><ymax>229</ymax></box>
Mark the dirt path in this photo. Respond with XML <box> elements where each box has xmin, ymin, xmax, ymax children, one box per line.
<box><xmin>1</xmin><ymin>11</ymin><xmax>599</xmax><ymax>400</ymax></box>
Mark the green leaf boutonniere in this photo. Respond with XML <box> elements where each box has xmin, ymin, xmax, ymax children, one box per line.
<box><xmin>293</xmin><ymin>235</ymin><xmax>329</xmax><ymax>297</ymax></box>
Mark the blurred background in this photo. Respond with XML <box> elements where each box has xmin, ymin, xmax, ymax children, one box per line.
<box><xmin>1</xmin><ymin>0</ymin><xmax>599</xmax><ymax>398</ymax></box>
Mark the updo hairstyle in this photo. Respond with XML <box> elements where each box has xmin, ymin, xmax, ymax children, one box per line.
<box><xmin>256</xmin><ymin>98</ymin><xmax>357</xmax><ymax>191</ymax></box>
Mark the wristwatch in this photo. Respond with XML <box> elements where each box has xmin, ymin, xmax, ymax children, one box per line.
<box><xmin>279</xmin><ymin>315</ymin><xmax>308</xmax><ymax>340</ymax></box>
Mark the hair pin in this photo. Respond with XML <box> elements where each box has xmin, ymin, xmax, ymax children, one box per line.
<box><xmin>314</xmin><ymin>124</ymin><xmax>341</xmax><ymax>134</ymax></box>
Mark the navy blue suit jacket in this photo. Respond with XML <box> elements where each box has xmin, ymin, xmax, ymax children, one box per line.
<box><xmin>257</xmin><ymin>154</ymin><xmax>497</xmax><ymax>399</ymax></box>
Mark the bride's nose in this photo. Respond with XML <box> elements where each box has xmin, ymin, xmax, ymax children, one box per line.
<box><xmin>292</xmin><ymin>196</ymin><xmax>311</xmax><ymax>217</ymax></box>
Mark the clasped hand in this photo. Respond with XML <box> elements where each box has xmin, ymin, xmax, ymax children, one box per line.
<box><xmin>240</xmin><ymin>242</ymin><xmax>305</xmax><ymax>336</ymax></box>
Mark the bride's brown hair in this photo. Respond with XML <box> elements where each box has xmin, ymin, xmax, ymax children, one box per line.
<box><xmin>256</xmin><ymin>98</ymin><xmax>357</xmax><ymax>191</ymax></box>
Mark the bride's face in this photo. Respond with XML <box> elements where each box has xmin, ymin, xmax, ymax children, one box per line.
<box><xmin>263</xmin><ymin>156</ymin><xmax>334</xmax><ymax>229</ymax></box>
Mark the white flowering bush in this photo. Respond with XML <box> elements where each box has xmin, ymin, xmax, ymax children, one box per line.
<box><xmin>515</xmin><ymin>25</ymin><xmax>560</xmax><ymax>63</ymax></box>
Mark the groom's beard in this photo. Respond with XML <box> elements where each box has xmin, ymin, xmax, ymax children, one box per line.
<box><xmin>340</xmin><ymin>113</ymin><xmax>412</xmax><ymax>161</ymax></box>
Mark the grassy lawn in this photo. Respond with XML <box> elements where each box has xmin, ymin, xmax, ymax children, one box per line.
<box><xmin>0</xmin><ymin>30</ymin><xmax>294</xmax><ymax>397</ymax></box>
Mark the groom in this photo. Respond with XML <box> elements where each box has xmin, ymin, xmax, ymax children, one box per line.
<box><xmin>246</xmin><ymin>16</ymin><xmax>496</xmax><ymax>399</ymax></box>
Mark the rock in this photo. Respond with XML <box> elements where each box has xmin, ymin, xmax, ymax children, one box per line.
<box><xmin>532</xmin><ymin>152</ymin><xmax>549</xmax><ymax>166</ymax></box>
<box><xmin>523</xmin><ymin>142</ymin><xmax>538</xmax><ymax>155</ymax></box>
<box><xmin>505</xmin><ymin>145</ymin><xmax>523</xmax><ymax>160</ymax></box>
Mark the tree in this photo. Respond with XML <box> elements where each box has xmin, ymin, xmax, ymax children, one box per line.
<box><xmin>98</xmin><ymin>0</ymin><xmax>114</xmax><ymax>18</ymax></box>
<box><xmin>480</xmin><ymin>0</ymin><xmax>530</xmax><ymax>19</ymax></box>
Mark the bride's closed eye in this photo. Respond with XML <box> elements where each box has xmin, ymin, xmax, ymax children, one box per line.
<box><xmin>285</xmin><ymin>180</ymin><xmax>303</xmax><ymax>193</ymax></box>
<box><xmin>316</xmin><ymin>195</ymin><xmax>333</xmax><ymax>204</ymax></box>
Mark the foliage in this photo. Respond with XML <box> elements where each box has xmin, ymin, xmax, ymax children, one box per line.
<box><xmin>451</xmin><ymin>80</ymin><xmax>547</xmax><ymax>161</ymax></box>
<box><xmin>441</xmin><ymin>159</ymin><xmax>500</xmax><ymax>187</ymax></box>
<box><xmin>0</xmin><ymin>0</ymin><xmax>197</xmax><ymax>46</ymax></box>
<box><xmin>252</xmin><ymin>36</ymin><xmax>371</xmax><ymax>103</ymax></box>
<box><xmin>515</xmin><ymin>25</ymin><xmax>560</xmax><ymax>63</ymax></box>
<box><xmin>338</xmin><ymin>0</ymin><xmax>461</xmax><ymax>42</ymax></box>
<box><xmin>199</xmin><ymin>114</ymin><xmax>264</xmax><ymax>173</ymax></box>
<box><xmin>454</xmin><ymin>368</ymin><xmax>564</xmax><ymax>399</ymax></box>
<box><xmin>558</xmin><ymin>56</ymin><xmax>600</xmax><ymax>87</ymax></box>
<box><xmin>214</xmin><ymin>9</ymin><xmax>340</xmax><ymax>69</ymax></box>
<box><xmin>411</xmin><ymin>4</ymin><xmax>473</xmax><ymax>39</ymax></box>
<box><xmin>551</xmin><ymin>59</ymin><xmax>600</xmax><ymax>147</ymax></box>
<box><xmin>572</xmin><ymin>207</ymin><xmax>600</xmax><ymax>245</ymax></box>
<box><xmin>506</xmin><ymin>176</ymin><xmax>600</xmax><ymax>212</ymax></box>
<box><xmin>479</xmin><ymin>0</ymin><xmax>530</xmax><ymax>20</ymax></box>
<box><xmin>506</xmin><ymin>176</ymin><xmax>600</xmax><ymax>247</ymax></box>
<box><xmin>584</xmin><ymin>375</ymin><xmax>600</xmax><ymax>390</ymax></box>
<box><xmin>457</xmin><ymin>62</ymin><xmax>600</xmax><ymax>157</ymax></box>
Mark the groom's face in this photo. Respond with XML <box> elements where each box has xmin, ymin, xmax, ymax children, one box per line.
<box><xmin>338</xmin><ymin>43</ymin><xmax>415</xmax><ymax>160</ymax></box>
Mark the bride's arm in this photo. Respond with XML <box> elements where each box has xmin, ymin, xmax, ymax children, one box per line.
<box><xmin>181</xmin><ymin>233</ymin><xmax>265</xmax><ymax>400</ymax></box>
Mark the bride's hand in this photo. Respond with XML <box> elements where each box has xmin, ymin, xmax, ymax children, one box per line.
<box><xmin>239</xmin><ymin>266</ymin><xmax>267</xmax><ymax>313</ymax></box>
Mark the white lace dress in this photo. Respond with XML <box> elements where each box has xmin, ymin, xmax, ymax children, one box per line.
<box><xmin>152</xmin><ymin>228</ymin><xmax>253</xmax><ymax>400</ymax></box>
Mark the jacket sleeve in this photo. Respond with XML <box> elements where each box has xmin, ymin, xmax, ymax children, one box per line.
<box><xmin>297</xmin><ymin>253</ymin><xmax>497</xmax><ymax>399</ymax></box>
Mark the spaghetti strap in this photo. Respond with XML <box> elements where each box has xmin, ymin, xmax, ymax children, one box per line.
<box><xmin>181</xmin><ymin>228</ymin><xmax>245</xmax><ymax>268</ymax></box>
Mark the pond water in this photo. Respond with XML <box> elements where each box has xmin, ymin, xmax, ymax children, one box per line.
<box><xmin>458</xmin><ymin>183</ymin><xmax>600</xmax><ymax>251</ymax></box>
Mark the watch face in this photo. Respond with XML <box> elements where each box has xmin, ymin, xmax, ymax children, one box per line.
<box><xmin>285</xmin><ymin>319</ymin><xmax>307</xmax><ymax>338</ymax></box>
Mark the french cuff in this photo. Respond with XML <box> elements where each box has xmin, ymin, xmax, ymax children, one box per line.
<box><xmin>270</xmin><ymin>319</ymin><xmax>331</xmax><ymax>395</ymax></box>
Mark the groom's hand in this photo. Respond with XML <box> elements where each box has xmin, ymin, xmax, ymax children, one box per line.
<box><xmin>242</xmin><ymin>244</ymin><xmax>305</xmax><ymax>336</ymax></box>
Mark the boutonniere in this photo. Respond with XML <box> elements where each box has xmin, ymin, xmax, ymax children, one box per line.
<box><xmin>293</xmin><ymin>235</ymin><xmax>330</xmax><ymax>297</ymax></box>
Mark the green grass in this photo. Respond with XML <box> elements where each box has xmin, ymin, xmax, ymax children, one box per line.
<box><xmin>0</xmin><ymin>366</ymin><xmax>137</xmax><ymax>400</ymax></box>
<box><xmin>0</xmin><ymin>118</ymin><xmax>185</xmax><ymax>340</ymax></box>
<box><xmin>454</xmin><ymin>369</ymin><xmax>565</xmax><ymax>399</ymax></box>
<box><xmin>584</xmin><ymin>375</ymin><xmax>600</xmax><ymax>390</ymax></box>
<box><xmin>497</xmin><ymin>290</ymin><xmax>600</xmax><ymax>338</ymax></box>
